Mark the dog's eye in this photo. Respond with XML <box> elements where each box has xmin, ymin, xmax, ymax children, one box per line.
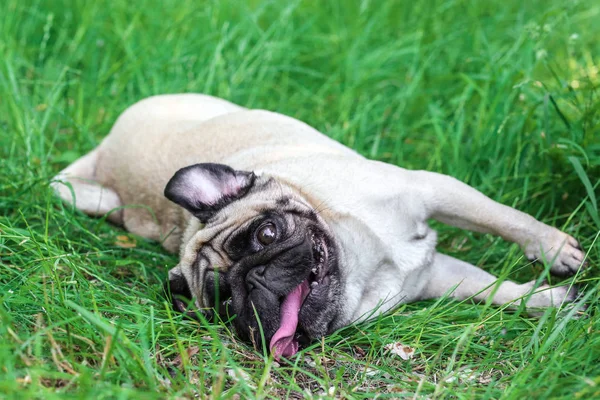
<box><xmin>256</xmin><ymin>223</ymin><xmax>277</xmax><ymax>246</ymax></box>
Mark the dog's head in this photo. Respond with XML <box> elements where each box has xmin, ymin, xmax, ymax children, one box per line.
<box><xmin>164</xmin><ymin>163</ymin><xmax>342</xmax><ymax>359</ymax></box>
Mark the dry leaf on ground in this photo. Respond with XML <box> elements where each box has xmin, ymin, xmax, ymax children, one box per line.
<box><xmin>115</xmin><ymin>235</ymin><xmax>137</xmax><ymax>248</ymax></box>
<box><xmin>384</xmin><ymin>342</ymin><xmax>415</xmax><ymax>360</ymax></box>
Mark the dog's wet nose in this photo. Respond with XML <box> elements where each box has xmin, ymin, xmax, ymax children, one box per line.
<box><xmin>246</xmin><ymin>265</ymin><xmax>267</xmax><ymax>291</ymax></box>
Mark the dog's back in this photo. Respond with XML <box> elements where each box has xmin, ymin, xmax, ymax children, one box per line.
<box><xmin>54</xmin><ymin>94</ymin><xmax>357</xmax><ymax>251</ymax></box>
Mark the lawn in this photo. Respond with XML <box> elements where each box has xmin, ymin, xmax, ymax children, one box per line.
<box><xmin>1</xmin><ymin>0</ymin><xmax>599</xmax><ymax>398</ymax></box>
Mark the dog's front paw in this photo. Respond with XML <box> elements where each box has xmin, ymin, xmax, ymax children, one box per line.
<box><xmin>524</xmin><ymin>229</ymin><xmax>586</xmax><ymax>277</ymax></box>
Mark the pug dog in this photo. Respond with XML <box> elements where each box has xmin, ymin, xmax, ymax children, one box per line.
<box><xmin>52</xmin><ymin>94</ymin><xmax>587</xmax><ymax>360</ymax></box>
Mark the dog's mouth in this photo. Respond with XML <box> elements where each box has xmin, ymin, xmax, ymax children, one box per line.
<box><xmin>269</xmin><ymin>233</ymin><xmax>330</xmax><ymax>360</ymax></box>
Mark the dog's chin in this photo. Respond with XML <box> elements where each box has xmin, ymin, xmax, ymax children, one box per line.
<box><xmin>268</xmin><ymin>231</ymin><xmax>341</xmax><ymax>359</ymax></box>
<box><xmin>294</xmin><ymin>272</ymin><xmax>337</xmax><ymax>346</ymax></box>
<box><xmin>298</xmin><ymin>232</ymin><xmax>337</xmax><ymax>336</ymax></box>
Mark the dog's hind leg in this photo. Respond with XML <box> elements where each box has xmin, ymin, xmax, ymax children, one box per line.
<box><xmin>51</xmin><ymin>149</ymin><xmax>123</xmax><ymax>224</ymax></box>
<box><xmin>409</xmin><ymin>170</ymin><xmax>586</xmax><ymax>277</ymax></box>
<box><xmin>420</xmin><ymin>252</ymin><xmax>578</xmax><ymax>309</ymax></box>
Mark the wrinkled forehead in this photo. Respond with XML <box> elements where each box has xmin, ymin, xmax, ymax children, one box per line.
<box><xmin>176</xmin><ymin>178</ymin><xmax>315</xmax><ymax>306</ymax></box>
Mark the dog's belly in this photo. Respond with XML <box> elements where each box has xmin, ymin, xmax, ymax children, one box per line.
<box><xmin>341</xmin><ymin>229</ymin><xmax>438</xmax><ymax>325</ymax></box>
<box><xmin>320</xmin><ymin>193</ymin><xmax>438</xmax><ymax>328</ymax></box>
<box><xmin>348</xmin><ymin>251</ymin><xmax>436</xmax><ymax>322</ymax></box>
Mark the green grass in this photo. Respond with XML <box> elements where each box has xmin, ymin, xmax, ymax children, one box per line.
<box><xmin>1</xmin><ymin>0</ymin><xmax>599</xmax><ymax>398</ymax></box>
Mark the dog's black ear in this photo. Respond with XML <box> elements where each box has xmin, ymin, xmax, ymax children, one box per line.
<box><xmin>164</xmin><ymin>163</ymin><xmax>255</xmax><ymax>223</ymax></box>
<box><xmin>164</xmin><ymin>267</ymin><xmax>197</xmax><ymax>318</ymax></box>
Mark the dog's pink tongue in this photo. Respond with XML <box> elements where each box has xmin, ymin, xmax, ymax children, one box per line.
<box><xmin>269</xmin><ymin>281</ymin><xmax>309</xmax><ymax>360</ymax></box>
